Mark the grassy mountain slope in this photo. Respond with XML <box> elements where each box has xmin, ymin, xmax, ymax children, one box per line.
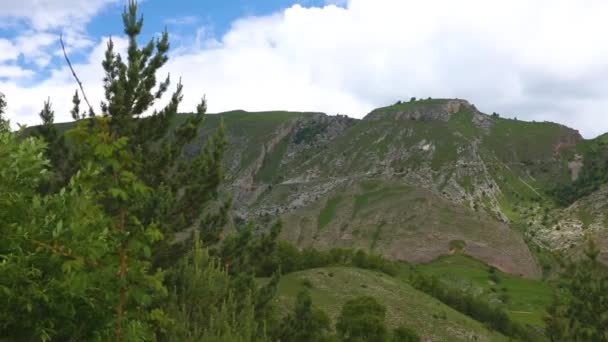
<box><xmin>275</xmin><ymin>266</ymin><xmax>509</xmax><ymax>342</ymax></box>
<box><xmin>38</xmin><ymin>99</ymin><xmax>608</xmax><ymax>272</ymax></box>
<box><xmin>281</xmin><ymin>179</ymin><xmax>539</xmax><ymax>277</ymax></box>
<box><xmin>417</xmin><ymin>255</ymin><xmax>553</xmax><ymax>327</ymax></box>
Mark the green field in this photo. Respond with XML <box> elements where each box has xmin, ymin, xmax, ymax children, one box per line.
<box><xmin>274</xmin><ymin>266</ymin><xmax>509</xmax><ymax>342</ymax></box>
<box><xmin>416</xmin><ymin>255</ymin><xmax>553</xmax><ymax>327</ymax></box>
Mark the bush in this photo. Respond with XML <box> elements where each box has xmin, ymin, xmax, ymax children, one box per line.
<box><xmin>337</xmin><ymin>296</ymin><xmax>388</xmax><ymax>342</ymax></box>
<box><xmin>391</xmin><ymin>326</ymin><xmax>420</xmax><ymax>342</ymax></box>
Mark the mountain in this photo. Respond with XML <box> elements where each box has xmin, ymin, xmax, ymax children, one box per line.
<box><xmin>176</xmin><ymin>98</ymin><xmax>607</xmax><ymax>278</ymax></box>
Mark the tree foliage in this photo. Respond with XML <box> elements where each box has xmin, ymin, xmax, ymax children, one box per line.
<box><xmin>276</xmin><ymin>290</ymin><xmax>331</xmax><ymax>342</ymax></box>
<box><xmin>545</xmin><ymin>240</ymin><xmax>608</xmax><ymax>341</ymax></box>
<box><xmin>336</xmin><ymin>296</ymin><xmax>388</xmax><ymax>342</ymax></box>
<box><xmin>0</xmin><ymin>92</ymin><xmax>8</xmax><ymax>132</ymax></box>
<box><xmin>1</xmin><ymin>1</ymin><xmax>226</xmax><ymax>340</ymax></box>
<box><xmin>411</xmin><ymin>273</ymin><xmax>537</xmax><ymax>340</ymax></box>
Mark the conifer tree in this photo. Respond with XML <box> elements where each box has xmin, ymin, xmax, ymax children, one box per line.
<box><xmin>160</xmin><ymin>231</ymin><xmax>263</xmax><ymax>341</ymax></box>
<box><xmin>70</xmin><ymin>90</ymin><xmax>83</xmax><ymax>121</ymax></box>
<box><xmin>39</xmin><ymin>97</ymin><xmax>54</xmax><ymax>126</ymax></box>
<box><xmin>0</xmin><ymin>92</ymin><xmax>9</xmax><ymax>132</ymax></box>
<box><xmin>545</xmin><ymin>239</ymin><xmax>608</xmax><ymax>341</ymax></box>
<box><xmin>276</xmin><ymin>290</ymin><xmax>331</xmax><ymax>342</ymax></box>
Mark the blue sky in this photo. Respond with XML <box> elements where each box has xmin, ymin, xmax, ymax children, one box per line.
<box><xmin>1</xmin><ymin>0</ymin><xmax>608</xmax><ymax>138</ymax></box>
<box><xmin>0</xmin><ymin>0</ymin><xmax>340</xmax><ymax>80</ymax></box>
<box><xmin>87</xmin><ymin>1</ymin><xmax>335</xmax><ymax>45</ymax></box>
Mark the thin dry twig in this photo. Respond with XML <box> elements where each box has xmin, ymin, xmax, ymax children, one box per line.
<box><xmin>60</xmin><ymin>33</ymin><xmax>95</xmax><ymax>115</ymax></box>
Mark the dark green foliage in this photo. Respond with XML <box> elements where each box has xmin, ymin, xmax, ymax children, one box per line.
<box><xmin>34</xmin><ymin>98</ymin><xmax>72</xmax><ymax>193</ymax></box>
<box><xmin>550</xmin><ymin>139</ymin><xmax>608</xmax><ymax>206</ymax></box>
<box><xmin>336</xmin><ymin>296</ymin><xmax>388</xmax><ymax>342</ymax></box>
<box><xmin>160</xmin><ymin>232</ymin><xmax>266</xmax><ymax>341</ymax></box>
<box><xmin>38</xmin><ymin>97</ymin><xmax>54</xmax><ymax>125</ymax></box>
<box><xmin>411</xmin><ymin>273</ymin><xmax>537</xmax><ymax>341</ymax></box>
<box><xmin>70</xmin><ymin>90</ymin><xmax>84</xmax><ymax>121</ymax></box>
<box><xmin>1</xmin><ymin>2</ymin><xmax>228</xmax><ymax>341</ymax></box>
<box><xmin>390</xmin><ymin>327</ymin><xmax>420</xmax><ymax>342</ymax></box>
<box><xmin>268</xmin><ymin>242</ymin><xmax>399</xmax><ymax>276</ymax></box>
<box><xmin>276</xmin><ymin>290</ymin><xmax>331</xmax><ymax>342</ymax></box>
<box><xmin>0</xmin><ymin>92</ymin><xmax>9</xmax><ymax>132</ymax></box>
<box><xmin>544</xmin><ymin>240</ymin><xmax>608</xmax><ymax>341</ymax></box>
<box><xmin>215</xmin><ymin>220</ymin><xmax>285</xmax><ymax>336</ymax></box>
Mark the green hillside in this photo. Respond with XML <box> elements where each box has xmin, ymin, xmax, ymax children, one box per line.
<box><xmin>275</xmin><ymin>267</ymin><xmax>510</xmax><ymax>342</ymax></box>
<box><xmin>417</xmin><ymin>255</ymin><xmax>553</xmax><ymax>327</ymax></box>
<box><xmin>32</xmin><ymin>98</ymin><xmax>608</xmax><ymax>272</ymax></box>
<box><xmin>282</xmin><ymin>179</ymin><xmax>540</xmax><ymax>278</ymax></box>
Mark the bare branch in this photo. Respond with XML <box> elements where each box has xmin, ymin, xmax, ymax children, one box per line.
<box><xmin>60</xmin><ymin>33</ymin><xmax>95</xmax><ymax>116</ymax></box>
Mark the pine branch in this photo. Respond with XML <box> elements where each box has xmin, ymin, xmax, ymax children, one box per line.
<box><xmin>32</xmin><ymin>239</ymin><xmax>100</xmax><ymax>267</ymax></box>
<box><xmin>60</xmin><ymin>34</ymin><xmax>95</xmax><ymax>115</ymax></box>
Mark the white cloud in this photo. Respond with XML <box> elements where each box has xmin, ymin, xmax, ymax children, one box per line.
<box><xmin>4</xmin><ymin>0</ymin><xmax>608</xmax><ymax>138</ymax></box>
<box><xmin>0</xmin><ymin>65</ymin><xmax>34</xmax><ymax>79</ymax></box>
<box><xmin>0</xmin><ymin>39</ymin><xmax>19</xmax><ymax>62</ymax></box>
<box><xmin>0</xmin><ymin>0</ymin><xmax>118</xmax><ymax>31</ymax></box>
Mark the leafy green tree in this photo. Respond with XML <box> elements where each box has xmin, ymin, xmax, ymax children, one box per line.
<box><xmin>336</xmin><ymin>296</ymin><xmax>388</xmax><ymax>342</ymax></box>
<box><xmin>274</xmin><ymin>241</ymin><xmax>302</xmax><ymax>274</ymax></box>
<box><xmin>2</xmin><ymin>1</ymin><xmax>227</xmax><ymax>340</ymax></box>
<box><xmin>545</xmin><ymin>240</ymin><xmax>608</xmax><ymax>342</ymax></box>
<box><xmin>276</xmin><ymin>290</ymin><xmax>331</xmax><ymax>342</ymax></box>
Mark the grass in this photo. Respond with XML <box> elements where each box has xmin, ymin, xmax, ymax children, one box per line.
<box><xmin>196</xmin><ymin>110</ymin><xmax>309</xmax><ymax>173</ymax></box>
<box><xmin>275</xmin><ymin>266</ymin><xmax>509</xmax><ymax>341</ymax></box>
<box><xmin>448</xmin><ymin>109</ymin><xmax>479</xmax><ymax>139</ymax></box>
<box><xmin>351</xmin><ymin>184</ymin><xmax>410</xmax><ymax>218</ymax></box>
<box><xmin>254</xmin><ymin>136</ymin><xmax>289</xmax><ymax>183</ymax></box>
<box><xmin>317</xmin><ymin>196</ymin><xmax>342</xmax><ymax>230</ymax></box>
<box><xmin>417</xmin><ymin>254</ymin><xmax>553</xmax><ymax>328</ymax></box>
<box><xmin>282</xmin><ymin>179</ymin><xmax>540</xmax><ymax>279</ymax></box>
<box><xmin>371</xmin><ymin>98</ymin><xmax>451</xmax><ymax>114</ymax></box>
<box><xmin>481</xmin><ymin>117</ymin><xmax>575</xmax><ymax>190</ymax></box>
<box><xmin>577</xmin><ymin>207</ymin><xmax>594</xmax><ymax>229</ymax></box>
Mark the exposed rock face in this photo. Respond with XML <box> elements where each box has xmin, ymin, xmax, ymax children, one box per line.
<box><xmin>568</xmin><ymin>154</ymin><xmax>584</xmax><ymax>181</ymax></box>
<box><xmin>554</xmin><ymin>127</ymin><xmax>583</xmax><ymax>157</ymax></box>
<box><xmin>535</xmin><ymin>185</ymin><xmax>608</xmax><ymax>252</ymax></box>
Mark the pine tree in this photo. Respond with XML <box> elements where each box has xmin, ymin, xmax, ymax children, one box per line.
<box><xmin>276</xmin><ymin>290</ymin><xmax>331</xmax><ymax>342</ymax></box>
<box><xmin>36</xmin><ymin>97</ymin><xmax>58</xmax><ymax>145</ymax></box>
<box><xmin>545</xmin><ymin>239</ymin><xmax>608</xmax><ymax>341</ymax></box>
<box><xmin>39</xmin><ymin>97</ymin><xmax>54</xmax><ymax>125</ymax></box>
<box><xmin>89</xmin><ymin>0</ymin><xmax>228</xmax><ymax>267</ymax></box>
<box><xmin>34</xmin><ymin>97</ymin><xmax>73</xmax><ymax>193</ymax></box>
<box><xmin>0</xmin><ymin>92</ymin><xmax>9</xmax><ymax>132</ymax></box>
<box><xmin>160</xmin><ymin>231</ymin><xmax>262</xmax><ymax>341</ymax></box>
<box><xmin>70</xmin><ymin>90</ymin><xmax>83</xmax><ymax>121</ymax></box>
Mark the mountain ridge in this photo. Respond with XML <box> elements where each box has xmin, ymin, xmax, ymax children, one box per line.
<box><xmin>36</xmin><ymin>98</ymin><xmax>608</xmax><ymax>276</ymax></box>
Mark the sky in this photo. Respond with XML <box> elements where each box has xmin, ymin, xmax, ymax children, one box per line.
<box><xmin>1</xmin><ymin>0</ymin><xmax>608</xmax><ymax>138</ymax></box>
